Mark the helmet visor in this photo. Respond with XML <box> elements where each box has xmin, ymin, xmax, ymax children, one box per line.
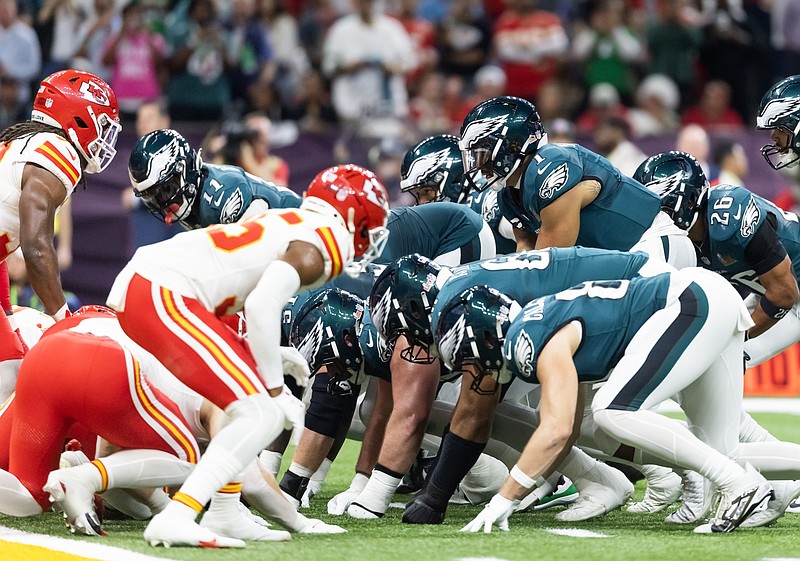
<box><xmin>136</xmin><ymin>174</ymin><xmax>184</xmax><ymax>217</ymax></box>
<box><xmin>86</xmin><ymin>112</ymin><xmax>121</xmax><ymax>174</ymax></box>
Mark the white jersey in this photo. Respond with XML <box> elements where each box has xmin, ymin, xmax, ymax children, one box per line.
<box><xmin>107</xmin><ymin>208</ymin><xmax>354</xmax><ymax>315</ymax></box>
<box><xmin>0</xmin><ymin>132</ymin><xmax>82</xmax><ymax>262</ymax></box>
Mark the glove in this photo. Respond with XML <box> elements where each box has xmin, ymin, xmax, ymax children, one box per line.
<box><xmin>460</xmin><ymin>494</ymin><xmax>519</xmax><ymax>533</ymax></box>
<box><xmin>301</xmin><ymin>458</ymin><xmax>332</xmax><ymax>508</ymax></box>
<box><xmin>272</xmin><ymin>385</ymin><xmax>305</xmax><ymax>445</ymax></box>
<box><xmin>327</xmin><ymin>473</ymin><xmax>369</xmax><ymax>515</ymax></box>
<box><xmin>403</xmin><ymin>492</ymin><xmax>446</xmax><ymax>525</ymax></box>
<box><xmin>280</xmin><ymin>346</ymin><xmax>311</xmax><ymax>387</ymax></box>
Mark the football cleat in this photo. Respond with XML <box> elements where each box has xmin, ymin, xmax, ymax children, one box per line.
<box><xmin>532</xmin><ymin>480</ymin><xmax>579</xmax><ymax>511</ymax></box>
<box><xmin>694</xmin><ymin>464</ymin><xmax>773</xmax><ymax>534</ymax></box>
<box><xmin>43</xmin><ymin>469</ymin><xmax>104</xmax><ymax>536</ymax></box>
<box><xmin>627</xmin><ymin>466</ymin><xmax>682</xmax><ymax>514</ymax></box>
<box><xmin>666</xmin><ymin>471</ymin><xmax>713</xmax><ymax>524</ymax></box>
<box><xmin>787</xmin><ymin>496</ymin><xmax>800</xmax><ymax>513</ymax></box>
<box><xmin>738</xmin><ymin>479</ymin><xmax>800</xmax><ymax>528</ymax></box>
<box><xmin>144</xmin><ymin>512</ymin><xmax>246</xmax><ymax>548</ymax></box>
<box><xmin>555</xmin><ymin>468</ymin><xmax>633</xmax><ymax>522</ymax></box>
<box><xmin>346</xmin><ymin>502</ymin><xmax>384</xmax><ymax>519</ymax></box>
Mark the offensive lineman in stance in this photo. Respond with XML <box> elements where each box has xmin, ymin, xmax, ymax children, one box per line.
<box><xmin>106</xmin><ymin>165</ymin><xmax>390</xmax><ymax>547</ymax></box>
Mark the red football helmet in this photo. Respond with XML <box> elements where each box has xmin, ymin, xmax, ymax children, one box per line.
<box><xmin>303</xmin><ymin>165</ymin><xmax>390</xmax><ymax>267</ymax></box>
<box><xmin>31</xmin><ymin>70</ymin><xmax>121</xmax><ymax>174</ymax></box>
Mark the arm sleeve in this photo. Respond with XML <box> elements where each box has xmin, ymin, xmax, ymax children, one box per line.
<box><xmin>743</xmin><ymin>220</ymin><xmax>787</xmax><ymax>276</ymax></box>
<box><xmin>245</xmin><ymin>260</ymin><xmax>302</xmax><ymax>390</ymax></box>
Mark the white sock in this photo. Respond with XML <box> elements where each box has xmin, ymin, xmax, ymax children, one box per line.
<box><xmin>739</xmin><ymin>411</ymin><xmax>778</xmax><ymax>443</ymax></box>
<box><xmin>353</xmin><ymin>468</ymin><xmax>401</xmax><ymax>514</ymax></box>
<box><xmin>258</xmin><ymin>451</ymin><xmax>284</xmax><ymax>478</ymax></box>
<box><xmin>97</xmin><ymin>450</ymin><xmax>194</xmax><ymax>490</ymax></box>
<box><xmin>241</xmin><ymin>458</ymin><xmax>303</xmax><ymax>531</ymax></box>
<box><xmin>288</xmin><ymin>462</ymin><xmax>313</xmax><ymax>478</ymax></box>
<box><xmin>0</xmin><ymin>468</ymin><xmax>43</xmax><ymax>516</ymax></box>
<box><xmin>101</xmin><ymin>489</ymin><xmax>154</xmax><ymax>520</ymax></box>
<box><xmin>594</xmin><ymin>409</ymin><xmax>745</xmax><ymax>490</ymax></box>
<box><xmin>558</xmin><ymin>447</ymin><xmax>596</xmax><ymax>489</ymax></box>
<box><xmin>206</xmin><ymin>483</ymin><xmax>244</xmax><ymax>518</ymax></box>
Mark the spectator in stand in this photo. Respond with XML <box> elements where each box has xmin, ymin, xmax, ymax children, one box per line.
<box><xmin>37</xmin><ymin>0</ymin><xmax>92</xmax><ymax>77</ymax></box>
<box><xmin>392</xmin><ymin>0</ymin><xmax>436</xmax><ymax>91</ymax></box>
<box><xmin>454</xmin><ymin>64</ymin><xmax>506</xmax><ymax>124</ymax></box>
<box><xmin>711</xmin><ymin>140</ymin><xmax>748</xmax><ymax>187</ymax></box>
<box><xmin>572</xmin><ymin>0</ymin><xmax>643</xmax><ymax>103</ymax></box>
<box><xmin>493</xmin><ymin>0</ymin><xmax>569</xmax><ymax>101</ymax></box>
<box><xmin>675</xmin><ymin>123</ymin><xmax>712</xmax><ymax>179</ymax></box>
<box><xmin>546</xmin><ymin>117</ymin><xmax>576</xmax><ymax>143</ymax></box>
<box><xmin>628</xmin><ymin>73</ymin><xmax>680</xmax><ymax>137</ymax></box>
<box><xmin>72</xmin><ymin>0</ymin><xmax>119</xmax><ymax>83</ymax></box>
<box><xmin>409</xmin><ymin>71</ymin><xmax>453</xmax><ymax>135</ymax></box>
<box><xmin>436</xmin><ymin>0</ymin><xmax>492</xmax><ymax>80</ymax></box>
<box><xmin>240</xmin><ymin>111</ymin><xmax>290</xmax><ymax>185</ymax></box>
<box><xmin>257</xmin><ymin>0</ymin><xmax>309</xmax><ymax>105</ymax></box>
<box><xmin>166</xmin><ymin>0</ymin><xmax>231</xmax><ymax>121</ymax></box>
<box><xmin>593</xmin><ymin>115</ymin><xmax>647</xmax><ymax>176</ymax></box>
<box><xmin>0</xmin><ymin>0</ymin><xmax>41</xmax><ymax>103</ymax></box>
<box><xmin>681</xmin><ymin>79</ymin><xmax>744</xmax><ymax>131</ymax></box>
<box><xmin>297</xmin><ymin>0</ymin><xmax>339</xmax><ymax>69</ymax></box>
<box><xmin>102</xmin><ymin>1</ymin><xmax>166</xmax><ymax>120</ymax></box>
<box><xmin>645</xmin><ymin>0</ymin><xmax>703</xmax><ymax>106</ymax></box>
<box><xmin>226</xmin><ymin>0</ymin><xmax>274</xmax><ymax>107</ymax></box>
<box><xmin>772</xmin><ymin>0</ymin><xmax>800</xmax><ymax>78</ymax></box>
<box><xmin>291</xmin><ymin>69</ymin><xmax>338</xmax><ymax>132</ymax></box>
<box><xmin>322</xmin><ymin>0</ymin><xmax>414</xmax><ymax>136</ymax></box>
<box><xmin>575</xmin><ymin>82</ymin><xmax>628</xmax><ymax>134</ymax></box>
<box><xmin>536</xmin><ymin>77</ymin><xmax>582</xmax><ymax>122</ymax></box>
<box><xmin>0</xmin><ymin>76</ymin><xmax>28</xmax><ymax>131</ymax></box>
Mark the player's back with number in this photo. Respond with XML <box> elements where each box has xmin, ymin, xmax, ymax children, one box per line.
<box><xmin>108</xmin><ymin>208</ymin><xmax>352</xmax><ymax>316</ymax></box>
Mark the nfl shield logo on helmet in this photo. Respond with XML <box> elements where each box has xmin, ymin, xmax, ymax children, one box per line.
<box><xmin>45</xmin><ymin>98</ymin><xmax>53</xmax><ymax>108</ymax></box>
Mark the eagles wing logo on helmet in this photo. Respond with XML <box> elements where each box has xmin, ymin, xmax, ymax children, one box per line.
<box><xmin>539</xmin><ymin>163</ymin><xmax>569</xmax><ymax>199</ymax></box>
<box><xmin>371</xmin><ymin>287</ymin><xmax>393</xmax><ymax>340</ymax></box>
<box><xmin>438</xmin><ymin>313</ymin><xmax>467</xmax><ymax>370</ymax></box>
<box><xmin>461</xmin><ymin>115</ymin><xmax>508</xmax><ymax>149</ymax></box>
<box><xmin>145</xmin><ymin>138</ymin><xmax>182</xmax><ymax>187</ymax></box>
<box><xmin>296</xmin><ymin>317</ymin><xmax>325</xmax><ymax>365</ymax></box>
<box><xmin>740</xmin><ymin>198</ymin><xmax>761</xmax><ymax>238</ymax></box>
<box><xmin>513</xmin><ymin>330</ymin><xmax>535</xmax><ymax>379</ymax></box>
<box><xmin>405</xmin><ymin>147</ymin><xmax>451</xmax><ymax>186</ymax></box>
<box><xmin>219</xmin><ymin>188</ymin><xmax>244</xmax><ymax>223</ymax></box>
<box><xmin>376</xmin><ymin>330</ymin><xmax>393</xmax><ymax>362</ymax></box>
<box><xmin>757</xmin><ymin>98</ymin><xmax>800</xmax><ymax>128</ymax></box>
<box><xmin>645</xmin><ymin>171</ymin><xmax>683</xmax><ymax>198</ymax></box>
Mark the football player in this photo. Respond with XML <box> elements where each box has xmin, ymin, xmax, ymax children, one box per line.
<box><xmin>446</xmin><ymin>272</ymin><xmax>800</xmax><ymax>533</ymax></box>
<box><xmin>0</xmin><ymin>70</ymin><xmax>120</xmax><ymax>402</ymax></box>
<box><xmin>756</xmin><ymin>74</ymin><xmax>800</xmax><ymax>171</ymax></box>
<box><xmin>633</xmin><ymin>152</ymin><xmax>800</xmax><ymax>365</ymax></box>
<box><xmin>128</xmin><ymin>129</ymin><xmax>302</xmax><ymax>230</ymax></box>
<box><xmin>346</xmin><ymin>249</ymin><xmax>672</xmax><ymax>521</ymax></box>
<box><xmin>457</xmin><ymin>96</ymin><xmax>695</xmax><ymax>268</ymax></box>
<box><xmin>106</xmin><ymin>164</ymin><xmax>390</xmax><ymax>547</ymax></box>
<box><xmin>399</xmin><ymin>134</ymin><xmax>516</xmax><ymax>254</ymax></box>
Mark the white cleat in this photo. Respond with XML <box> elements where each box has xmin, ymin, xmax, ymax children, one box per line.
<box><xmin>738</xmin><ymin>480</ymin><xmax>800</xmax><ymax>528</ymax></box>
<box><xmin>786</xmin><ymin>497</ymin><xmax>800</xmax><ymax>514</ymax></box>
<box><xmin>297</xmin><ymin>518</ymin><xmax>347</xmax><ymax>534</ymax></box>
<box><xmin>200</xmin><ymin>505</ymin><xmax>291</xmax><ymax>542</ymax></box>
<box><xmin>144</xmin><ymin>512</ymin><xmax>246</xmax><ymax>548</ymax></box>
<box><xmin>43</xmin><ymin>469</ymin><xmax>103</xmax><ymax>536</ymax></box>
<box><xmin>555</xmin><ymin>468</ymin><xmax>633</xmax><ymax>522</ymax></box>
<box><xmin>693</xmin><ymin>464</ymin><xmax>773</xmax><ymax>534</ymax></box>
<box><xmin>627</xmin><ymin>466</ymin><xmax>682</xmax><ymax>514</ymax></box>
<box><xmin>665</xmin><ymin>471</ymin><xmax>712</xmax><ymax>524</ymax></box>
<box><xmin>346</xmin><ymin>502</ymin><xmax>383</xmax><ymax>519</ymax></box>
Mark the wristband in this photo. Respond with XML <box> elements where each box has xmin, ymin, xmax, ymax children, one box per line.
<box><xmin>760</xmin><ymin>296</ymin><xmax>791</xmax><ymax>320</ymax></box>
<box><xmin>52</xmin><ymin>303</ymin><xmax>69</xmax><ymax>322</ymax></box>
<box><xmin>510</xmin><ymin>465</ymin><xmax>545</xmax><ymax>490</ymax></box>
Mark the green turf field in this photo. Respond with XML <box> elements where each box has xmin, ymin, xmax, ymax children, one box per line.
<box><xmin>2</xmin><ymin>412</ymin><xmax>799</xmax><ymax>561</ymax></box>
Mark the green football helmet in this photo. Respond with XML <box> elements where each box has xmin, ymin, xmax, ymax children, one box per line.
<box><xmin>400</xmin><ymin>135</ymin><xmax>470</xmax><ymax>204</ymax></box>
<box><xmin>368</xmin><ymin>254</ymin><xmax>443</xmax><ymax>363</ymax></box>
<box><xmin>129</xmin><ymin>129</ymin><xmax>204</xmax><ymax>227</ymax></box>
<box><xmin>289</xmin><ymin>288</ymin><xmax>365</xmax><ymax>381</ymax></box>
<box><xmin>757</xmin><ymin>75</ymin><xmax>800</xmax><ymax>169</ymax></box>
<box><xmin>459</xmin><ymin>96</ymin><xmax>546</xmax><ymax>192</ymax></box>
<box><xmin>633</xmin><ymin>151</ymin><xmax>708</xmax><ymax>231</ymax></box>
<box><xmin>434</xmin><ymin>285</ymin><xmax>516</xmax><ymax>392</ymax></box>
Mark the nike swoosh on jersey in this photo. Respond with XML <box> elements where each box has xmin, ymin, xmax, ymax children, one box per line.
<box><xmin>537</xmin><ymin>162</ymin><xmax>552</xmax><ymax>175</ymax></box>
<box><xmin>213</xmin><ymin>193</ymin><xmax>224</xmax><ymax>206</ymax></box>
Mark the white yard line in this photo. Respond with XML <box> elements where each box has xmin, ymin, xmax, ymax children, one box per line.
<box><xmin>545</xmin><ymin>528</ymin><xmax>608</xmax><ymax>538</ymax></box>
<box><xmin>0</xmin><ymin>525</ymin><xmax>169</xmax><ymax>561</ymax></box>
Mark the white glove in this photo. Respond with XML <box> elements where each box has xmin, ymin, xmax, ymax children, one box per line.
<box><xmin>272</xmin><ymin>386</ymin><xmax>305</xmax><ymax>445</ymax></box>
<box><xmin>460</xmin><ymin>494</ymin><xmax>519</xmax><ymax>533</ymax></box>
<box><xmin>296</xmin><ymin>517</ymin><xmax>347</xmax><ymax>534</ymax></box>
<box><xmin>327</xmin><ymin>473</ymin><xmax>369</xmax><ymax>515</ymax></box>
<box><xmin>280</xmin><ymin>346</ymin><xmax>311</xmax><ymax>387</ymax></box>
<box><xmin>301</xmin><ymin>458</ymin><xmax>332</xmax><ymax>508</ymax></box>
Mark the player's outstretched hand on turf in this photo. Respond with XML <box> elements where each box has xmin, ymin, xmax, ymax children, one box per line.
<box><xmin>272</xmin><ymin>385</ymin><xmax>305</xmax><ymax>445</ymax></box>
<box><xmin>280</xmin><ymin>346</ymin><xmax>311</xmax><ymax>386</ymax></box>
<box><xmin>461</xmin><ymin>494</ymin><xmax>519</xmax><ymax>533</ymax></box>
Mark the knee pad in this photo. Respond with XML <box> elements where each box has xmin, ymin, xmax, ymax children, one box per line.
<box><xmin>305</xmin><ymin>378</ymin><xmax>358</xmax><ymax>438</ymax></box>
